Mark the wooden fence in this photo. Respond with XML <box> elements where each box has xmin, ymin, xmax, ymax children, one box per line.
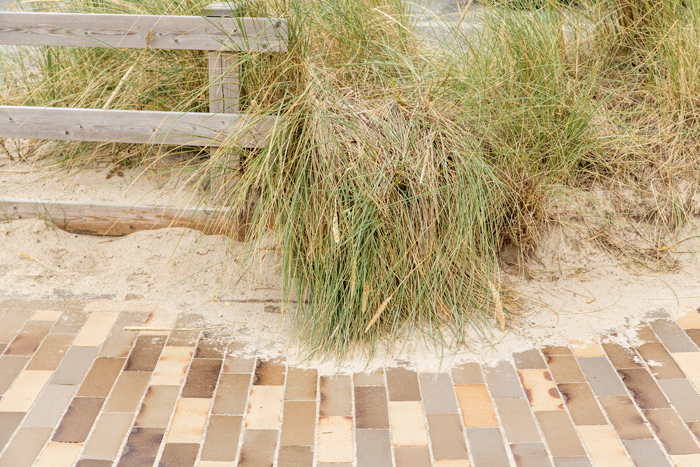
<box><xmin>0</xmin><ymin>4</ymin><xmax>288</xmax><ymax>237</ymax></box>
<box><xmin>0</xmin><ymin>5</ymin><xmax>288</xmax><ymax>148</ymax></box>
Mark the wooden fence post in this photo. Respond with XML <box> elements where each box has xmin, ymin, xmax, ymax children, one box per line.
<box><xmin>205</xmin><ymin>2</ymin><xmax>243</xmax><ymax>202</ymax></box>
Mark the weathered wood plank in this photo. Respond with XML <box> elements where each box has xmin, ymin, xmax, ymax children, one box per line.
<box><xmin>0</xmin><ymin>106</ymin><xmax>279</xmax><ymax>148</ymax></box>
<box><xmin>0</xmin><ymin>198</ymin><xmax>231</xmax><ymax>236</ymax></box>
<box><xmin>0</xmin><ymin>12</ymin><xmax>287</xmax><ymax>51</ymax></box>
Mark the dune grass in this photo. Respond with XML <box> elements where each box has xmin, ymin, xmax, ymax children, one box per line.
<box><xmin>2</xmin><ymin>0</ymin><xmax>700</xmax><ymax>356</ymax></box>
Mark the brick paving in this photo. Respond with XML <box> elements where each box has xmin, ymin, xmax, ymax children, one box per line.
<box><xmin>0</xmin><ymin>299</ymin><xmax>700</xmax><ymax>466</ymax></box>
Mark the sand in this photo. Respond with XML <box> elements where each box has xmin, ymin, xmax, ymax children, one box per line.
<box><xmin>2</xmin><ymin>155</ymin><xmax>699</xmax><ymax>373</ymax></box>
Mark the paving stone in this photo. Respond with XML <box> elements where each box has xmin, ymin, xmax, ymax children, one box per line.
<box><xmin>92</xmin><ymin>448</ymin><xmax>133</xmax><ymax>466</ymax></box>
<box><xmin>238</xmin><ymin>429</ymin><xmax>279</xmax><ymax>466</ymax></box>
<box><xmin>427</xmin><ymin>413</ymin><xmax>468</xmax><ymax>460</ymax></box>
<box><xmin>50</xmin><ymin>310</ymin><xmax>90</xmax><ymax>339</ymax></box>
<box><xmin>635</xmin><ymin>343</ymin><xmax>685</xmax><ymax>379</ymax></box>
<box><xmin>455</xmin><ymin>385</ymin><xmax>498</xmax><ymax>427</ymax></box>
<box><xmin>73</xmin><ymin>312</ymin><xmax>119</xmax><ymax>347</ymax></box>
<box><xmin>617</xmin><ymin>367</ymin><xmax>670</xmax><ymax>409</ymax></box>
<box><xmin>285</xmin><ymin>368</ymin><xmax>317</xmax><ymax>400</ymax></box>
<box><xmin>98</xmin><ymin>312</ymin><xmax>148</xmax><ymax>358</ymax></box>
<box><xmin>577</xmin><ymin>425</ymin><xmax>632</xmax><ymax>467</ymax></box>
<box><xmin>511</xmin><ymin>442</ymin><xmax>552</xmax><ymax>467</ymax></box>
<box><xmin>194</xmin><ymin>331</ymin><xmax>227</xmax><ymax>359</ymax></box>
<box><xmin>386</xmin><ymin>366</ymin><xmax>421</xmax><ymax>401</ymax></box>
<box><xmin>393</xmin><ymin>446</ymin><xmax>432</xmax><ymax>467</ymax></box>
<box><xmin>644</xmin><ymin>408</ymin><xmax>700</xmax><ymax>455</ymax></box>
<box><xmin>317</xmin><ymin>417</ymin><xmax>353</xmax><ymax>463</ymax></box>
<box><xmin>200</xmin><ymin>415</ymin><xmax>242</xmax><ymax>462</ymax></box>
<box><xmin>557</xmin><ymin>383</ymin><xmax>607</xmax><ymax>426</ymax></box>
<box><xmin>622</xmin><ymin>439</ymin><xmax>673</xmax><ymax>467</ymax></box>
<box><xmin>104</xmin><ymin>371</ymin><xmax>150</xmax><ymax>412</ymax></box>
<box><xmin>181</xmin><ymin>358</ymin><xmax>221</xmax><ymax>398</ymax></box>
<box><xmin>124</xmin><ymin>335</ymin><xmax>166</xmax><ymax>372</ymax></box>
<box><xmin>135</xmin><ymin>385</ymin><xmax>180</xmax><ymax>428</ymax></box>
<box><xmin>116</xmin><ymin>427</ymin><xmax>164</xmax><ymax>467</ymax></box>
<box><xmin>150</xmin><ymin>346</ymin><xmax>194</xmax><ymax>386</ymax></box>
<box><xmin>598</xmin><ymin>395</ymin><xmax>652</xmax><ymax>440</ymax></box>
<box><xmin>483</xmin><ymin>360</ymin><xmax>525</xmax><ymax>398</ymax></box>
<box><xmin>355</xmin><ymin>385</ymin><xmax>389</xmax><ymax>429</ymax></box>
<box><xmin>253</xmin><ymin>357</ymin><xmax>285</xmax><ymax>385</ymax></box>
<box><xmin>535</xmin><ymin>410</ymin><xmax>586</xmax><ymax>457</ymax></box>
<box><xmin>245</xmin><ymin>385</ymin><xmax>284</xmax><ymax>430</ymax></box>
<box><xmin>552</xmin><ymin>458</ymin><xmax>592</xmax><ymax>467</ymax></box>
<box><xmin>0</xmin><ymin>412</ymin><xmax>24</xmax><ymax>451</ymax></box>
<box><xmin>494</xmin><ymin>398</ymin><xmax>541</xmax><ymax>443</ymax></box>
<box><xmin>158</xmin><ymin>443</ymin><xmax>200</xmax><ymax>467</ymax></box>
<box><xmin>389</xmin><ymin>401</ymin><xmax>429</xmax><ymax>446</ymax></box>
<box><xmin>546</xmin><ymin>355</ymin><xmax>586</xmax><ymax>383</ymax></box>
<box><xmin>166</xmin><ymin>398</ymin><xmax>211</xmax><ymax>444</ymax></box>
<box><xmin>649</xmin><ymin>319</ymin><xmax>699</xmax><ymax>353</ymax></box>
<box><xmin>222</xmin><ymin>344</ymin><xmax>256</xmax><ymax>374</ymax></box>
<box><xmin>452</xmin><ymin>362</ymin><xmax>484</xmax><ymax>384</ymax></box>
<box><xmin>0</xmin><ymin>369</ymin><xmax>51</xmax><ymax>412</ymax></box>
<box><xmin>513</xmin><ymin>349</ymin><xmax>547</xmax><ymax>370</ymax></box>
<box><xmin>0</xmin><ymin>355</ymin><xmax>29</xmax><ymax>396</ymax></box>
<box><xmin>542</xmin><ymin>346</ymin><xmax>574</xmax><ymax>357</ymax></box>
<box><xmin>319</xmin><ymin>375</ymin><xmax>352</xmax><ymax>417</ymax></box>
<box><xmin>280</xmin><ymin>401</ymin><xmax>315</xmax><ymax>446</ymax></box>
<box><xmin>81</xmin><ymin>412</ymin><xmax>134</xmax><ymax>460</ymax></box>
<box><xmin>601</xmin><ymin>343</ymin><xmax>644</xmax><ymax>370</ymax></box>
<box><xmin>676</xmin><ymin>307</ymin><xmax>700</xmax><ymax>329</ymax></box>
<box><xmin>670</xmin><ymin>454</ymin><xmax>700</xmax><ymax>466</ymax></box>
<box><xmin>419</xmin><ymin>373</ymin><xmax>458</xmax><ymax>414</ymax></box>
<box><xmin>357</xmin><ymin>429</ymin><xmax>392</xmax><ymax>467</ymax></box>
<box><xmin>0</xmin><ymin>309</ymin><xmax>31</xmax><ymax>342</ymax></box>
<box><xmin>657</xmin><ymin>379</ymin><xmax>700</xmax><ymax>421</ymax></box>
<box><xmin>577</xmin><ymin>357</ymin><xmax>628</xmax><ymax>396</ymax></box>
<box><xmin>0</xmin><ymin>427</ymin><xmax>52</xmax><ymax>467</ymax></box>
<box><xmin>466</xmin><ymin>427</ymin><xmax>510</xmax><ymax>466</ymax></box>
<box><xmin>569</xmin><ymin>340</ymin><xmax>606</xmax><ymax>357</ymax></box>
<box><xmin>35</xmin><ymin>442</ymin><xmax>82</xmax><ymax>467</ymax></box>
<box><xmin>4</xmin><ymin>320</ymin><xmax>52</xmax><ymax>356</ymax></box>
<box><xmin>52</xmin><ymin>397</ymin><xmax>105</xmax><ymax>442</ymax></box>
<box><xmin>26</xmin><ymin>334</ymin><xmax>73</xmax><ymax>371</ymax></box>
<box><xmin>353</xmin><ymin>369</ymin><xmax>384</xmax><ymax>386</ymax></box>
<box><xmin>51</xmin><ymin>346</ymin><xmax>99</xmax><ymax>385</ymax></box>
<box><xmin>278</xmin><ymin>446</ymin><xmax>313</xmax><ymax>467</ymax></box>
<box><xmin>673</xmin><ymin>352</ymin><xmax>700</xmax><ymax>392</ymax></box>
<box><xmin>687</xmin><ymin>329</ymin><xmax>700</xmax><ymax>349</ymax></box>
<box><xmin>167</xmin><ymin>329</ymin><xmax>200</xmax><ymax>347</ymax></box>
<box><xmin>212</xmin><ymin>373</ymin><xmax>250</xmax><ymax>415</ymax></box>
<box><xmin>77</xmin><ymin>357</ymin><xmax>125</xmax><ymax>397</ymax></box>
<box><xmin>519</xmin><ymin>369</ymin><xmax>564</xmax><ymax>411</ymax></box>
<box><xmin>23</xmin><ymin>383</ymin><xmax>77</xmax><ymax>427</ymax></box>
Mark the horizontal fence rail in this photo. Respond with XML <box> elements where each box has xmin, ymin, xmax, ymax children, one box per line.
<box><xmin>0</xmin><ymin>12</ymin><xmax>288</xmax><ymax>51</ymax></box>
<box><xmin>0</xmin><ymin>106</ymin><xmax>278</xmax><ymax>148</ymax></box>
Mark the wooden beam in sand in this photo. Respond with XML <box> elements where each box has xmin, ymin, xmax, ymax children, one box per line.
<box><xmin>0</xmin><ymin>198</ymin><xmax>232</xmax><ymax>237</ymax></box>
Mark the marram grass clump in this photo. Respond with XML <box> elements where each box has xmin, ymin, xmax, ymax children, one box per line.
<box><xmin>3</xmin><ymin>0</ymin><xmax>700</xmax><ymax>357</ymax></box>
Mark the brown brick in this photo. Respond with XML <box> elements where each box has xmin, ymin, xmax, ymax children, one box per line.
<box><xmin>159</xmin><ymin>443</ymin><xmax>200</xmax><ymax>467</ymax></box>
<box><xmin>117</xmin><ymin>427</ymin><xmax>164</xmax><ymax>466</ymax></box>
<box><xmin>77</xmin><ymin>357</ymin><xmax>125</xmax><ymax>397</ymax></box>
<box><xmin>357</xmin><ymin>429</ymin><xmax>392</xmax><ymax>467</ymax></box>
<box><xmin>557</xmin><ymin>383</ymin><xmax>607</xmax><ymax>426</ymax></box>
<box><xmin>194</xmin><ymin>332</ymin><xmax>226</xmax><ymax>359</ymax></box>
<box><xmin>617</xmin><ymin>368</ymin><xmax>670</xmax><ymax>409</ymax></box>
<box><xmin>201</xmin><ymin>415</ymin><xmax>242</xmax><ymax>462</ymax></box>
<box><xmin>535</xmin><ymin>411</ymin><xmax>586</xmax><ymax>457</ymax></box>
<box><xmin>514</xmin><ymin>349</ymin><xmax>548</xmax><ymax>370</ymax></box>
<box><xmin>53</xmin><ymin>397</ymin><xmax>105</xmax><ymax>442</ymax></box>
<box><xmin>285</xmin><ymin>368</ymin><xmax>317</xmax><ymax>400</ymax></box>
<box><xmin>135</xmin><ymin>385</ymin><xmax>180</xmax><ymax>428</ymax></box>
<box><xmin>253</xmin><ymin>358</ymin><xmax>286</xmax><ymax>385</ymax></box>
<box><xmin>452</xmin><ymin>362</ymin><xmax>484</xmax><ymax>384</ymax></box>
<box><xmin>319</xmin><ymin>375</ymin><xmax>352</xmax><ymax>417</ymax></box>
<box><xmin>427</xmin><ymin>413</ymin><xmax>468</xmax><ymax>460</ymax></box>
<box><xmin>602</xmin><ymin>343</ymin><xmax>644</xmax><ymax>370</ymax></box>
<box><xmin>181</xmin><ymin>358</ymin><xmax>221</xmax><ymax>398</ymax></box>
<box><xmin>546</xmin><ymin>355</ymin><xmax>586</xmax><ymax>383</ymax></box>
<box><xmin>26</xmin><ymin>334</ymin><xmax>73</xmax><ymax>371</ymax></box>
<box><xmin>386</xmin><ymin>367</ymin><xmax>421</xmax><ymax>401</ymax></box>
<box><xmin>124</xmin><ymin>335</ymin><xmax>166</xmax><ymax>372</ymax></box>
<box><xmin>355</xmin><ymin>386</ymin><xmax>389</xmax><ymax>429</ymax></box>
<box><xmin>644</xmin><ymin>408</ymin><xmax>700</xmax><ymax>455</ymax></box>
<box><xmin>4</xmin><ymin>321</ymin><xmax>52</xmax><ymax>356</ymax></box>
<box><xmin>238</xmin><ymin>429</ymin><xmax>278</xmax><ymax>466</ymax></box>
<box><xmin>280</xmin><ymin>401</ymin><xmax>316</xmax><ymax>446</ymax></box>
<box><xmin>599</xmin><ymin>396</ymin><xmax>652</xmax><ymax>440</ymax></box>
<box><xmin>212</xmin><ymin>373</ymin><xmax>250</xmax><ymax>415</ymax></box>
<box><xmin>635</xmin><ymin>343</ymin><xmax>685</xmax><ymax>379</ymax></box>
<box><xmin>278</xmin><ymin>446</ymin><xmax>313</xmax><ymax>467</ymax></box>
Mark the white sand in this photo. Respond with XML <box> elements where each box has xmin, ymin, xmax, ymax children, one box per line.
<box><xmin>2</xmin><ymin>156</ymin><xmax>699</xmax><ymax>373</ymax></box>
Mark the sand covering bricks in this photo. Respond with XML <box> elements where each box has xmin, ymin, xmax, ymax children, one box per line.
<box><xmin>1</xmin><ymin>157</ymin><xmax>699</xmax><ymax>373</ymax></box>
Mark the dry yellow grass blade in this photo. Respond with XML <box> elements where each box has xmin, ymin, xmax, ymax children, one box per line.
<box><xmin>490</xmin><ymin>280</ymin><xmax>505</xmax><ymax>331</ymax></box>
<box><xmin>364</xmin><ymin>295</ymin><xmax>392</xmax><ymax>333</ymax></box>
